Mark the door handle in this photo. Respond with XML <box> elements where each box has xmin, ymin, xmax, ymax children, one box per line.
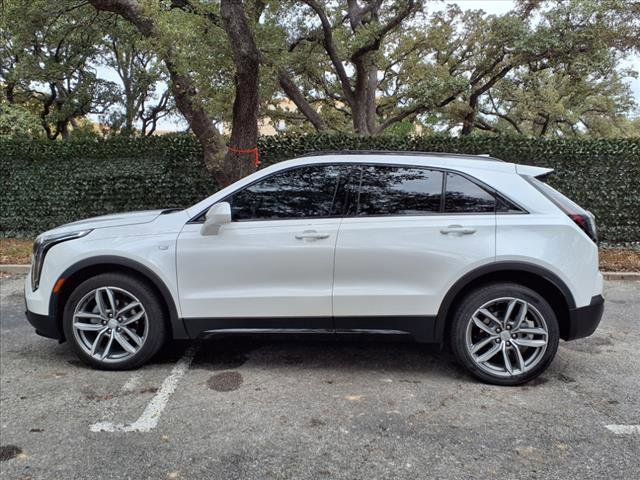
<box><xmin>295</xmin><ymin>230</ymin><xmax>330</xmax><ymax>240</ymax></box>
<box><xmin>440</xmin><ymin>225</ymin><xmax>476</xmax><ymax>235</ymax></box>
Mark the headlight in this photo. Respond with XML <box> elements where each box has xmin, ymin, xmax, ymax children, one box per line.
<box><xmin>31</xmin><ymin>229</ymin><xmax>92</xmax><ymax>291</ymax></box>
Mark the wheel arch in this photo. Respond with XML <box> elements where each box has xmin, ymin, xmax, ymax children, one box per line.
<box><xmin>50</xmin><ymin>255</ymin><xmax>188</xmax><ymax>342</ymax></box>
<box><xmin>436</xmin><ymin>262</ymin><xmax>576</xmax><ymax>342</ymax></box>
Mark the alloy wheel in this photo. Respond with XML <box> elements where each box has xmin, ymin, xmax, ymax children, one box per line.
<box><xmin>465</xmin><ymin>297</ymin><xmax>549</xmax><ymax>377</ymax></box>
<box><xmin>72</xmin><ymin>286</ymin><xmax>148</xmax><ymax>363</ymax></box>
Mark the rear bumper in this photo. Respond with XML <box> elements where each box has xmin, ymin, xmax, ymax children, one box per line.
<box><xmin>25</xmin><ymin>309</ymin><xmax>62</xmax><ymax>341</ymax></box>
<box><xmin>563</xmin><ymin>295</ymin><xmax>604</xmax><ymax>341</ymax></box>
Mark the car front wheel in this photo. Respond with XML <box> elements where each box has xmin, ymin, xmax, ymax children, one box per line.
<box><xmin>62</xmin><ymin>273</ymin><xmax>167</xmax><ymax>370</ymax></box>
<box><xmin>450</xmin><ymin>282</ymin><xmax>560</xmax><ymax>386</ymax></box>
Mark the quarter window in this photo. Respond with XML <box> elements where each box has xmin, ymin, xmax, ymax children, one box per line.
<box><xmin>226</xmin><ymin>165</ymin><xmax>351</xmax><ymax>221</ymax></box>
<box><xmin>444</xmin><ymin>172</ymin><xmax>496</xmax><ymax>213</ymax></box>
<box><xmin>355</xmin><ymin>165</ymin><xmax>443</xmax><ymax>216</ymax></box>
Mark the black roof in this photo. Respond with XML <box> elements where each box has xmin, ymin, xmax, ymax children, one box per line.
<box><xmin>298</xmin><ymin>150</ymin><xmax>504</xmax><ymax>162</ymax></box>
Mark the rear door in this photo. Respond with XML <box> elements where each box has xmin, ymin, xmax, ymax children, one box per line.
<box><xmin>332</xmin><ymin>165</ymin><xmax>496</xmax><ymax>338</ymax></box>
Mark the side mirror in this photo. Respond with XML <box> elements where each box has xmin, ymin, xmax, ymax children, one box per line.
<box><xmin>200</xmin><ymin>202</ymin><xmax>231</xmax><ymax>236</ymax></box>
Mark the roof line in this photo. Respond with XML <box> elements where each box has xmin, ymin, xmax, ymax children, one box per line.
<box><xmin>297</xmin><ymin>150</ymin><xmax>504</xmax><ymax>162</ymax></box>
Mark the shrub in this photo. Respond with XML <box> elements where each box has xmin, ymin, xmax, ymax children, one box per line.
<box><xmin>1</xmin><ymin>134</ymin><xmax>638</xmax><ymax>244</ymax></box>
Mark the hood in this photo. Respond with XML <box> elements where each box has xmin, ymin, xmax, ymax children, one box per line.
<box><xmin>41</xmin><ymin>209</ymin><xmax>168</xmax><ymax>236</ymax></box>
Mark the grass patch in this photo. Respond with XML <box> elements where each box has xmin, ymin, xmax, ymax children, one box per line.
<box><xmin>0</xmin><ymin>238</ymin><xmax>32</xmax><ymax>265</ymax></box>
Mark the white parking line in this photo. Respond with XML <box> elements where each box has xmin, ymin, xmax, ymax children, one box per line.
<box><xmin>605</xmin><ymin>424</ymin><xmax>640</xmax><ymax>435</ymax></box>
<box><xmin>121</xmin><ymin>372</ymin><xmax>142</xmax><ymax>392</ymax></box>
<box><xmin>90</xmin><ymin>346</ymin><xmax>196</xmax><ymax>433</ymax></box>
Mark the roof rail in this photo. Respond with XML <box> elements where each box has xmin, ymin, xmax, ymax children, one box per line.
<box><xmin>297</xmin><ymin>150</ymin><xmax>504</xmax><ymax>162</ymax></box>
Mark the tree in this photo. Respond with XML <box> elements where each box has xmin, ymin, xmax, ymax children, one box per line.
<box><xmin>266</xmin><ymin>0</ymin><xmax>639</xmax><ymax>137</ymax></box>
<box><xmin>99</xmin><ymin>19</ymin><xmax>175</xmax><ymax>136</ymax></box>
<box><xmin>87</xmin><ymin>0</ymin><xmax>265</xmax><ymax>186</ymax></box>
<box><xmin>0</xmin><ymin>0</ymin><xmax>120</xmax><ymax>139</ymax></box>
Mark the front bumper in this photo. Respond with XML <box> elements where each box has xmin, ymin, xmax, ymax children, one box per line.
<box><xmin>25</xmin><ymin>309</ymin><xmax>62</xmax><ymax>341</ymax></box>
<box><xmin>563</xmin><ymin>294</ymin><xmax>605</xmax><ymax>341</ymax></box>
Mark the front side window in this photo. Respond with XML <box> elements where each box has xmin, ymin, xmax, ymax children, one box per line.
<box><xmin>444</xmin><ymin>172</ymin><xmax>496</xmax><ymax>213</ymax></box>
<box><xmin>355</xmin><ymin>165</ymin><xmax>444</xmax><ymax>216</ymax></box>
<box><xmin>227</xmin><ymin>165</ymin><xmax>351</xmax><ymax>221</ymax></box>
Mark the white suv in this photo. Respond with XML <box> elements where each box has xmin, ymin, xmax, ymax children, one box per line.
<box><xmin>24</xmin><ymin>152</ymin><xmax>604</xmax><ymax>385</ymax></box>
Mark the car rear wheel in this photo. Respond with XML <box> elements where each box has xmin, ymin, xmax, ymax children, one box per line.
<box><xmin>62</xmin><ymin>273</ymin><xmax>167</xmax><ymax>370</ymax></box>
<box><xmin>450</xmin><ymin>282</ymin><xmax>559</xmax><ymax>386</ymax></box>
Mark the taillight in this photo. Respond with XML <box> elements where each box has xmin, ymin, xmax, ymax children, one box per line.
<box><xmin>524</xmin><ymin>175</ymin><xmax>598</xmax><ymax>244</ymax></box>
<box><xmin>567</xmin><ymin>211</ymin><xmax>598</xmax><ymax>244</ymax></box>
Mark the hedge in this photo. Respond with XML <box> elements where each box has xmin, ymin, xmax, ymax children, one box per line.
<box><xmin>1</xmin><ymin>134</ymin><xmax>639</xmax><ymax>245</ymax></box>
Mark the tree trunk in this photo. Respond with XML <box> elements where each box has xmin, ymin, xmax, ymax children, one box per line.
<box><xmin>461</xmin><ymin>95</ymin><xmax>478</xmax><ymax>135</ymax></box>
<box><xmin>220</xmin><ymin>0</ymin><xmax>261</xmax><ymax>184</ymax></box>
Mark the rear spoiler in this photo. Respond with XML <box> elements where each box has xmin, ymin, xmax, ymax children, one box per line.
<box><xmin>516</xmin><ymin>164</ymin><xmax>554</xmax><ymax>180</ymax></box>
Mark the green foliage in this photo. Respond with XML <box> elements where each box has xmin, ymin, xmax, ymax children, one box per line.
<box><xmin>0</xmin><ymin>136</ymin><xmax>213</xmax><ymax>237</ymax></box>
<box><xmin>1</xmin><ymin>135</ymin><xmax>638</xmax><ymax>244</ymax></box>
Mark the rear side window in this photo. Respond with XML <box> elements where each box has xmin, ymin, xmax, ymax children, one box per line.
<box><xmin>227</xmin><ymin>164</ymin><xmax>351</xmax><ymax>221</ymax></box>
<box><xmin>444</xmin><ymin>172</ymin><xmax>496</xmax><ymax>213</ymax></box>
<box><xmin>355</xmin><ymin>165</ymin><xmax>443</xmax><ymax>216</ymax></box>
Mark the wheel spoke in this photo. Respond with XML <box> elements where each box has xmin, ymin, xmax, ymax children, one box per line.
<box><xmin>514</xmin><ymin>327</ymin><xmax>547</xmax><ymax>336</ymax></box>
<box><xmin>116</xmin><ymin>301</ymin><xmax>141</xmax><ymax>317</ymax></box>
<box><xmin>74</xmin><ymin>322</ymin><xmax>105</xmax><ymax>332</ymax></box>
<box><xmin>512</xmin><ymin>343</ymin><xmax>526</xmax><ymax>373</ymax></box>
<box><xmin>121</xmin><ymin>310</ymin><xmax>144</xmax><ymax>326</ymax></box>
<box><xmin>105</xmin><ymin>288</ymin><xmax>117</xmax><ymax>314</ymax></box>
<box><xmin>513</xmin><ymin>338</ymin><xmax>547</xmax><ymax>348</ymax></box>
<box><xmin>75</xmin><ymin>312</ymin><xmax>103</xmax><ymax>321</ymax></box>
<box><xmin>503</xmin><ymin>299</ymin><xmax>517</xmax><ymax>326</ymax></box>
<box><xmin>475</xmin><ymin>343</ymin><xmax>502</xmax><ymax>363</ymax></box>
<box><xmin>90</xmin><ymin>328</ymin><xmax>108</xmax><ymax>356</ymax></box>
<box><xmin>114</xmin><ymin>332</ymin><xmax>137</xmax><ymax>354</ymax></box>
<box><xmin>121</xmin><ymin>326</ymin><xmax>143</xmax><ymax>346</ymax></box>
<box><xmin>95</xmin><ymin>289</ymin><xmax>107</xmax><ymax>317</ymax></box>
<box><xmin>100</xmin><ymin>332</ymin><xmax>115</xmax><ymax>360</ymax></box>
<box><xmin>478</xmin><ymin>308</ymin><xmax>502</xmax><ymax>326</ymax></box>
<box><xmin>471</xmin><ymin>336</ymin><xmax>496</xmax><ymax>354</ymax></box>
<box><xmin>511</xmin><ymin>301</ymin><xmax>528</xmax><ymax>331</ymax></box>
<box><xmin>502</xmin><ymin>343</ymin><xmax>514</xmax><ymax>375</ymax></box>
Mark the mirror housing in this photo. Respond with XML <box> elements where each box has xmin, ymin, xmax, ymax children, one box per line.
<box><xmin>200</xmin><ymin>202</ymin><xmax>231</xmax><ymax>235</ymax></box>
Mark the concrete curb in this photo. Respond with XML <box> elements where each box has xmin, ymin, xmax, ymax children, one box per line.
<box><xmin>1</xmin><ymin>264</ymin><xmax>639</xmax><ymax>280</ymax></box>
<box><xmin>0</xmin><ymin>265</ymin><xmax>30</xmax><ymax>274</ymax></box>
<box><xmin>602</xmin><ymin>272</ymin><xmax>640</xmax><ymax>281</ymax></box>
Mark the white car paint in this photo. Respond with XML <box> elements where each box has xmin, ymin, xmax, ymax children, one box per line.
<box><xmin>24</xmin><ymin>153</ymin><xmax>602</xmax><ymax>334</ymax></box>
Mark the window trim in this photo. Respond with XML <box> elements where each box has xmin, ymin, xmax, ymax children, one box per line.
<box><xmin>187</xmin><ymin>161</ymin><xmax>527</xmax><ymax>224</ymax></box>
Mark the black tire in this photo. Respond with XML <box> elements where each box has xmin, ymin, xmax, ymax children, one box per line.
<box><xmin>449</xmin><ymin>282</ymin><xmax>559</xmax><ymax>386</ymax></box>
<box><xmin>62</xmin><ymin>272</ymin><xmax>167</xmax><ymax>370</ymax></box>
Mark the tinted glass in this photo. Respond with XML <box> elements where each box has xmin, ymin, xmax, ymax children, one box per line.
<box><xmin>356</xmin><ymin>166</ymin><xmax>443</xmax><ymax>216</ymax></box>
<box><xmin>227</xmin><ymin>165</ymin><xmax>351</xmax><ymax>221</ymax></box>
<box><xmin>444</xmin><ymin>172</ymin><xmax>495</xmax><ymax>213</ymax></box>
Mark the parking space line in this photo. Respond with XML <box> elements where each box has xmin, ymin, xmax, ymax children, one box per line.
<box><xmin>90</xmin><ymin>346</ymin><xmax>197</xmax><ymax>433</ymax></box>
<box><xmin>121</xmin><ymin>372</ymin><xmax>142</xmax><ymax>392</ymax></box>
<box><xmin>605</xmin><ymin>424</ymin><xmax>640</xmax><ymax>435</ymax></box>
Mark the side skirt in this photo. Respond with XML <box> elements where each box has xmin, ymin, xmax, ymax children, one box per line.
<box><xmin>182</xmin><ymin>316</ymin><xmax>438</xmax><ymax>343</ymax></box>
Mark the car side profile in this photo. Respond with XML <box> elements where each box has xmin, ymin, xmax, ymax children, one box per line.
<box><xmin>24</xmin><ymin>151</ymin><xmax>604</xmax><ymax>385</ymax></box>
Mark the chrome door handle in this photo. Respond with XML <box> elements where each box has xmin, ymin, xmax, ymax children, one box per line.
<box><xmin>440</xmin><ymin>225</ymin><xmax>476</xmax><ymax>235</ymax></box>
<box><xmin>295</xmin><ymin>230</ymin><xmax>330</xmax><ymax>240</ymax></box>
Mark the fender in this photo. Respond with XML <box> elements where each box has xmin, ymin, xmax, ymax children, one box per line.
<box><xmin>50</xmin><ymin>255</ymin><xmax>188</xmax><ymax>340</ymax></box>
<box><xmin>434</xmin><ymin>261</ymin><xmax>576</xmax><ymax>341</ymax></box>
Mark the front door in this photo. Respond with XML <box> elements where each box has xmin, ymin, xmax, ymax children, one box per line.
<box><xmin>176</xmin><ymin>164</ymin><xmax>351</xmax><ymax>328</ymax></box>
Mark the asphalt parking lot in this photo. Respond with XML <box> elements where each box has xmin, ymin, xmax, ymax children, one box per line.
<box><xmin>1</xmin><ymin>273</ymin><xmax>638</xmax><ymax>480</ymax></box>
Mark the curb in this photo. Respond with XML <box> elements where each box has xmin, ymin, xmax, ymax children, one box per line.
<box><xmin>0</xmin><ymin>265</ymin><xmax>30</xmax><ymax>274</ymax></box>
<box><xmin>1</xmin><ymin>265</ymin><xmax>639</xmax><ymax>280</ymax></box>
<box><xmin>602</xmin><ymin>272</ymin><xmax>640</xmax><ymax>281</ymax></box>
